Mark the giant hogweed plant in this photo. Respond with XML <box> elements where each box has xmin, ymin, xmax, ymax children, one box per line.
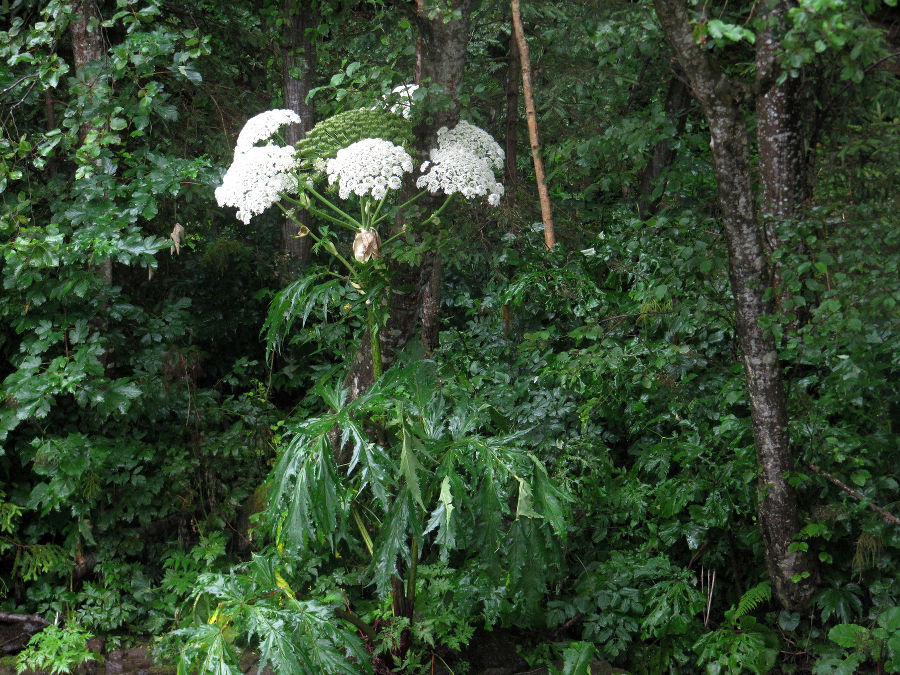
<box><xmin>215</xmin><ymin>105</ymin><xmax>503</xmax><ymax>378</ymax></box>
<box><xmin>171</xmin><ymin>105</ymin><xmax>568</xmax><ymax>672</ymax></box>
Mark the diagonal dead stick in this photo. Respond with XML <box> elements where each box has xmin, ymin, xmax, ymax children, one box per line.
<box><xmin>805</xmin><ymin>462</ymin><xmax>900</xmax><ymax>526</ymax></box>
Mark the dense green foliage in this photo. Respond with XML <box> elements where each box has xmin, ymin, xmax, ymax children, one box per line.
<box><xmin>1</xmin><ymin>0</ymin><xmax>899</xmax><ymax>673</ymax></box>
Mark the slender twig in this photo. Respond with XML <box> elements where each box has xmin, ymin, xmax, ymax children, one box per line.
<box><xmin>805</xmin><ymin>462</ymin><xmax>900</xmax><ymax>526</ymax></box>
<box><xmin>511</xmin><ymin>0</ymin><xmax>556</xmax><ymax>249</ymax></box>
<box><xmin>701</xmin><ymin>567</ymin><xmax>715</xmax><ymax>627</ymax></box>
<box><xmin>0</xmin><ymin>73</ymin><xmax>38</xmax><ymax>98</ymax></box>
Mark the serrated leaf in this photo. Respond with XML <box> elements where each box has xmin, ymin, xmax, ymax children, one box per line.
<box><xmin>399</xmin><ymin>411</ymin><xmax>425</xmax><ymax>509</ymax></box>
<box><xmin>370</xmin><ymin>489</ymin><xmax>412</xmax><ymax>595</ymax></box>
<box><xmin>560</xmin><ymin>641</ymin><xmax>594</xmax><ymax>675</ymax></box>
<box><xmin>516</xmin><ymin>477</ymin><xmax>538</xmax><ymax>519</ymax></box>
<box><xmin>262</xmin><ymin>272</ymin><xmax>344</xmax><ymax>358</ymax></box>
<box><xmin>828</xmin><ymin>623</ymin><xmax>868</xmax><ymax>649</ymax></box>
<box><xmin>530</xmin><ymin>455</ymin><xmax>571</xmax><ymax>538</ymax></box>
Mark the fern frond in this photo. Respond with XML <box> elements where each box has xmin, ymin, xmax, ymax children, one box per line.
<box><xmin>0</xmin><ymin>500</ymin><xmax>22</xmax><ymax>533</ymax></box>
<box><xmin>733</xmin><ymin>581</ymin><xmax>772</xmax><ymax>620</ymax></box>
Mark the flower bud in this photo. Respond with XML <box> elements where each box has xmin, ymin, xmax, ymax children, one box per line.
<box><xmin>353</xmin><ymin>229</ymin><xmax>382</xmax><ymax>263</ymax></box>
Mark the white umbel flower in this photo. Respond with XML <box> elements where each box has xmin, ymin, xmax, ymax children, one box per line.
<box><xmin>216</xmin><ymin>109</ymin><xmax>302</xmax><ymax>223</ymax></box>
<box><xmin>326</xmin><ymin>138</ymin><xmax>413</xmax><ymax>201</ymax></box>
<box><xmin>215</xmin><ymin>145</ymin><xmax>298</xmax><ymax>224</ymax></box>
<box><xmin>416</xmin><ymin>145</ymin><xmax>504</xmax><ymax>205</ymax></box>
<box><xmin>435</xmin><ymin>120</ymin><xmax>505</xmax><ymax>172</ymax></box>
<box><xmin>235</xmin><ymin>109</ymin><xmax>301</xmax><ymax>154</ymax></box>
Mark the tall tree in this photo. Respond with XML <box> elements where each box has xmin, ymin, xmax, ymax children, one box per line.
<box><xmin>503</xmin><ymin>27</ymin><xmax>520</xmax><ymax>201</ymax></box>
<box><xmin>652</xmin><ymin>0</ymin><xmax>816</xmax><ymax>609</ymax></box>
<box><xmin>71</xmin><ymin>0</ymin><xmax>112</xmax><ymax>287</ymax></box>
<box><xmin>280</xmin><ymin>0</ymin><xmax>317</xmax><ymax>265</ymax></box>
<box><xmin>637</xmin><ymin>72</ymin><xmax>690</xmax><ymax>219</ymax></box>
<box><xmin>343</xmin><ymin>0</ymin><xmax>473</xmax><ymax>400</ymax></box>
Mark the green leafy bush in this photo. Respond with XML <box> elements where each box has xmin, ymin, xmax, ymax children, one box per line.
<box><xmin>16</xmin><ymin>623</ymin><xmax>98</xmax><ymax>675</ymax></box>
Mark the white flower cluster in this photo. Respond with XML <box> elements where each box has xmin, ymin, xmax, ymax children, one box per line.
<box><xmin>235</xmin><ymin>109</ymin><xmax>301</xmax><ymax>153</ymax></box>
<box><xmin>326</xmin><ymin>138</ymin><xmax>413</xmax><ymax>201</ymax></box>
<box><xmin>416</xmin><ymin>121</ymin><xmax>505</xmax><ymax>206</ymax></box>
<box><xmin>215</xmin><ymin>110</ymin><xmax>301</xmax><ymax>224</ymax></box>
<box><xmin>215</xmin><ymin>146</ymin><xmax>298</xmax><ymax>224</ymax></box>
<box><xmin>434</xmin><ymin>120</ymin><xmax>505</xmax><ymax>172</ymax></box>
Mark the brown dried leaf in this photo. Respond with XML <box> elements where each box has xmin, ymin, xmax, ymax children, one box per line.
<box><xmin>352</xmin><ymin>229</ymin><xmax>382</xmax><ymax>263</ymax></box>
<box><xmin>170</xmin><ymin>223</ymin><xmax>186</xmax><ymax>255</ymax></box>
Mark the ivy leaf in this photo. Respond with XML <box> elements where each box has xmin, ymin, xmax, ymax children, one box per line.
<box><xmin>878</xmin><ymin>606</ymin><xmax>900</xmax><ymax>632</ymax></box>
<box><xmin>94</xmin><ymin>378</ymin><xmax>141</xmax><ymax>416</ymax></box>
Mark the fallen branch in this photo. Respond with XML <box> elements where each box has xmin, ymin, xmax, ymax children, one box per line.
<box><xmin>805</xmin><ymin>462</ymin><xmax>900</xmax><ymax>526</ymax></box>
<box><xmin>0</xmin><ymin>612</ymin><xmax>49</xmax><ymax>626</ymax></box>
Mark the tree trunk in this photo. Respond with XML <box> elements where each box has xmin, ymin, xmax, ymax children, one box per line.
<box><xmin>755</xmin><ymin>0</ymin><xmax>813</xmax><ymax>327</ymax></box>
<box><xmin>280</xmin><ymin>0</ymin><xmax>316</xmax><ymax>266</ymax></box>
<box><xmin>420</xmin><ymin>252</ymin><xmax>441</xmax><ymax>356</ymax></box>
<box><xmin>756</xmin><ymin>0</ymin><xmax>807</xmax><ymax>231</ymax></box>
<box><xmin>637</xmin><ymin>73</ymin><xmax>690</xmax><ymax>219</ymax></box>
<box><xmin>504</xmin><ymin>27</ymin><xmax>520</xmax><ymax>200</ymax></box>
<box><xmin>71</xmin><ymin>0</ymin><xmax>111</xmax><ymax>286</ymax></box>
<box><xmin>511</xmin><ymin>0</ymin><xmax>555</xmax><ymax>249</ymax></box>
<box><xmin>652</xmin><ymin>0</ymin><xmax>815</xmax><ymax>610</ymax></box>
<box><xmin>342</xmin><ymin>0</ymin><xmax>472</xmax><ymax>400</ymax></box>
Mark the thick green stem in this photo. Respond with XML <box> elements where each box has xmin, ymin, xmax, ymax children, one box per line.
<box><xmin>416</xmin><ymin>194</ymin><xmax>454</xmax><ymax>228</ymax></box>
<box><xmin>276</xmin><ymin>202</ymin><xmax>358</xmax><ymax>275</ymax></box>
<box><xmin>306</xmin><ymin>185</ymin><xmax>364</xmax><ymax>228</ymax></box>
<box><xmin>367</xmin><ymin>301</ymin><xmax>382</xmax><ymax>380</ymax></box>
<box><xmin>372</xmin><ymin>188</ymin><xmax>430</xmax><ymax>227</ymax></box>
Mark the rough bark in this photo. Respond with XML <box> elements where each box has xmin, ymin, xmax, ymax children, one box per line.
<box><xmin>420</xmin><ymin>252</ymin><xmax>442</xmax><ymax>355</ymax></box>
<box><xmin>504</xmin><ymin>27</ymin><xmax>520</xmax><ymax>200</ymax></box>
<box><xmin>511</xmin><ymin>0</ymin><xmax>555</xmax><ymax>249</ymax></box>
<box><xmin>756</xmin><ymin>0</ymin><xmax>807</xmax><ymax>233</ymax></box>
<box><xmin>637</xmin><ymin>73</ymin><xmax>690</xmax><ymax>219</ymax></box>
<box><xmin>280</xmin><ymin>0</ymin><xmax>316</xmax><ymax>266</ymax></box>
<box><xmin>653</xmin><ymin>0</ymin><xmax>816</xmax><ymax>610</ymax></box>
<box><xmin>0</xmin><ymin>612</ymin><xmax>49</xmax><ymax>653</ymax></box>
<box><xmin>413</xmin><ymin>0</ymin><xmax>472</xmax><ymax>147</ymax></box>
<box><xmin>755</xmin><ymin>1</ymin><xmax>813</xmax><ymax>322</ymax></box>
